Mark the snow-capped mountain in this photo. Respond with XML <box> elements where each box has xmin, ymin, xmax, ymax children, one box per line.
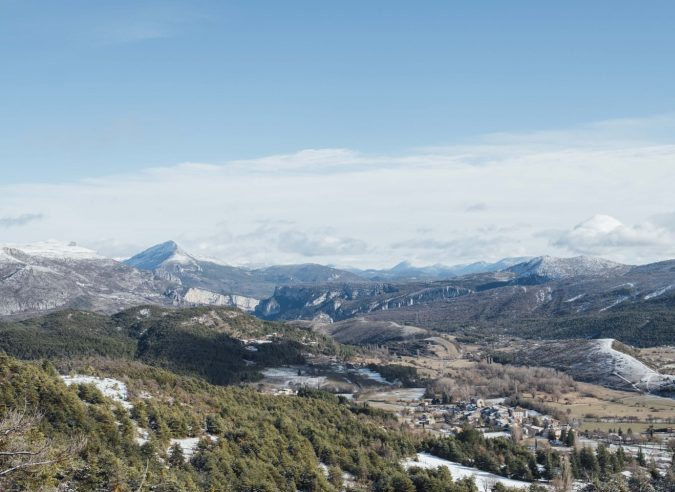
<box><xmin>0</xmin><ymin>240</ymin><xmax>102</xmax><ymax>261</ymax></box>
<box><xmin>351</xmin><ymin>257</ymin><xmax>532</xmax><ymax>281</ymax></box>
<box><xmin>506</xmin><ymin>255</ymin><xmax>630</xmax><ymax>282</ymax></box>
<box><xmin>0</xmin><ymin>241</ymin><xmax>171</xmax><ymax>317</ymax></box>
<box><xmin>3</xmin><ymin>241</ymin><xmax>674</xmax><ymax>328</ymax></box>
<box><xmin>254</xmin><ymin>255</ymin><xmax>675</xmax><ymax>326</ymax></box>
<box><xmin>124</xmin><ymin>241</ymin><xmax>364</xmax><ymax>306</ymax></box>
<box><xmin>125</xmin><ymin>240</ymin><xmax>199</xmax><ymax>271</ymax></box>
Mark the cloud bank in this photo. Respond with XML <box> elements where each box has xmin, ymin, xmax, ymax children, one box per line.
<box><xmin>0</xmin><ymin>214</ymin><xmax>44</xmax><ymax>229</ymax></box>
<box><xmin>1</xmin><ymin>116</ymin><xmax>674</xmax><ymax>268</ymax></box>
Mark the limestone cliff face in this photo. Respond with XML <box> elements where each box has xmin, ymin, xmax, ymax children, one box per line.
<box><xmin>182</xmin><ymin>287</ymin><xmax>260</xmax><ymax>311</ymax></box>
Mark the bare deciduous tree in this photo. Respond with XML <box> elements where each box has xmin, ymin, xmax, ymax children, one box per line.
<box><xmin>0</xmin><ymin>405</ymin><xmax>86</xmax><ymax>485</ymax></box>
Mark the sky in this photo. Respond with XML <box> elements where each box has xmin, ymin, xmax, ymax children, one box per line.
<box><xmin>1</xmin><ymin>1</ymin><xmax>674</xmax><ymax>268</ymax></box>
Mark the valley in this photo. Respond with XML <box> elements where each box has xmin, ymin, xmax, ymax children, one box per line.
<box><xmin>3</xmin><ymin>242</ymin><xmax>675</xmax><ymax>491</ymax></box>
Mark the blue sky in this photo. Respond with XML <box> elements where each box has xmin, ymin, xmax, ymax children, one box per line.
<box><xmin>1</xmin><ymin>1</ymin><xmax>675</xmax><ymax>266</ymax></box>
<box><xmin>2</xmin><ymin>0</ymin><xmax>675</xmax><ymax>184</ymax></box>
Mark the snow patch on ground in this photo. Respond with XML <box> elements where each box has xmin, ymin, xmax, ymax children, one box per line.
<box><xmin>61</xmin><ymin>375</ymin><xmax>132</xmax><ymax>409</ymax></box>
<box><xmin>352</xmin><ymin>367</ymin><xmax>392</xmax><ymax>385</ymax></box>
<box><xmin>136</xmin><ymin>428</ymin><xmax>149</xmax><ymax>446</ymax></box>
<box><xmin>594</xmin><ymin>339</ymin><xmax>675</xmax><ymax>393</ymax></box>
<box><xmin>402</xmin><ymin>453</ymin><xmax>538</xmax><ymax>489</ymax></box>
<box><xmin>165</xmin><ymin>250</ymin><xmax>198</xmax><ymax>266</ymax></box>
<box><xmin>309</xmin><ymin>293</ymin><xmax>328</xmax><ymax>307</ymax></box>
<box><xmin>319</xmin><ymin>462</ymin><xmax>356</xmax><ymax>489</ymax></box>
<box><xmin>366</xmin><ymin>388</ymin><xmax>426</xmax><ymax>402</ymax></box>
<box><xmin>2</xmin><ymin>241</ymin><xmax>101</xmax><ymax>260</ymax></box>
<box><xmin>645</xmin><ymin>284</ymin><xmax>674</xmax><ymax>300</ymax></box>
<box><xmin>168</xmin><ymin>435</ymin><xmax>219</xmax><ymax>460</ymax></box>
<box><xmin>261</xmin><ymin>367</ymin><xmax>328</xmax><ymax>388</ymax></box>
<box><xmin>169</xmin><ymin>438</ymin><xmax>201</xmax><ymax>459</ymax></box>
<box><xmin>482</xmin><ymin>431</ymin><xmax>510</xmax><ymax>439</ymax></box>
<box><xmin>599</xmin><ymin>296</ymin><xmax>629</xmax><ymax>312</ymax></box>
<box><xmin>564</xmin><ymin>293</ymin><xmax>586</xmax><ymax>303</ymax></box>
<box><xmin>535</xmin><ymin>287</ymin><xmax>553</xmax><ymax>305</ymax></box>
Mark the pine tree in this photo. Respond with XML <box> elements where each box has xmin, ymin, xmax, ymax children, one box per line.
<box><xmin>168</xmin><ymin>443</ymin><xmax>185</xmax><ymax>468</ymax></box>
<box><xmin>565</xmin><ymin>429</ymin><xmax>576</xmax><ymax>447</ymax></box>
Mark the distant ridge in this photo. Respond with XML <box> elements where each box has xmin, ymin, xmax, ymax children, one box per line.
<box><xmin>124</xmin><ymin>241</ymin><xmax>364</xmax><ymax>302</ymax></box>
<box><xmin>506</xmin><ymin>255</ymin><xmax>629</xmax><ymax>281</ymax></box>
<box><xmin>351</xmin><ymin>256</ymin><xmax>532</xmax><ymax>281</ymax></box>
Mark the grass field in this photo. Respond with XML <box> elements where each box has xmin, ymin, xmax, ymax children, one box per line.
<box><xmin>578</xmin><ymin>421</ymin><xmax>660</xmax><ymax>433</ymax></box>
<box><xmin>528</xmin><ymin>382</ymin><xmax>675</xmax><ymax>426</ymax></box>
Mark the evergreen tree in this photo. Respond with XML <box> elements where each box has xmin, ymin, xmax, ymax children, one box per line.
<box><xmin>565</xmin><ymin>430</ymin><xmax>576</xmax><ymax>447</ymax></box>
<box><xmin>168</xmin><ymin>442</ymin><xmax>185</xmax><ymax>467</ymax></box>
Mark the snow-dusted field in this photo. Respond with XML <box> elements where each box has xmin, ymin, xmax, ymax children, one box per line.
<box><xmin>261</xmin><ymin>367</ymin><xmax>328</xmax><ymax>388</ymax></box>
<box><xmin>365</xmin><ymin>387</ymin><xmax>426</xmax><ymax>402</ymax></box>
<box><xmin>260</xmin><ymin>364</ymin><xmax>392</xmax><ymax>391</ymax></box>
<box><xmin>402</xmin><ymin>453</ymin><xmax>539</xmax><ymax>489</ymax></box>
<box><xmin>482</xmin><ymin>431</ymin><xmax>511</xmax><ymax>439</ymax></box>
<box><xmin>351</xmin><ymin>366</ymin><xmax>392</xmax><ymax>385</ymax></box>
<box><xmin>579</xmin><ymin>438</ymin><xmax>672</xmax><ymax>469</ymax></box>
<box><xmin>61</xmin><ymin>375</ymin><xmax>132</xmax><ymax>409</ymax></box>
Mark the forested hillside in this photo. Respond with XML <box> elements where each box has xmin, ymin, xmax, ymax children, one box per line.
<box><xmin>0</xmin><ymin>306</ymin><xmax>339</xmax><ymax>385</ymax></box>
<box><xmin>0</xmin><ymin>353</ymin><xmax>553</xmax><ymax>491</ymax></box>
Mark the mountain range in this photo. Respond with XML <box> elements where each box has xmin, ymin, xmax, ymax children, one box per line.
<box><xmin>348</xmin><ymin>257</ymin><xmax>532</xmax><ymax>281</ymax></box>
<box><xmin>0</xmin><ymin>241</ymin><xmax>169</xmax><ymax>317</ymax></box>
<box><xmin>2</xmin><ymin>240</ymin><xmax>674</xmax><ymax>346</ymax></box>
<box><xmin>124</xmin><ymin>240</ymin><xmax>363</xmax><ymax>308</ymax></box>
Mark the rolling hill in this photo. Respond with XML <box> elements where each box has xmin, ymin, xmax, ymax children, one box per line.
<box><xmin>0</xmin><ymin>305</ymin><xmax>336</xmax><ymax>385</ymax></box>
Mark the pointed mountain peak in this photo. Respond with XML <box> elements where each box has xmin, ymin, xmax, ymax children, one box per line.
<box><xmin>124</xmin><ymin>240</ymin><xmax>197</xmax><ymax>271</ymax></box>
<box><xmin>391</xmin><ymin>261</ymin><xmax>414</xmax><ymax>271</ymax></box>
<box><xmin>160</xmin><ymin>240</ymin><xmax>179</xmax><ymax>250</ymax></box>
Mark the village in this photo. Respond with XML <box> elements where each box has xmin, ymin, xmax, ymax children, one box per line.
<box><xmin>404</xmin><ymin>396</ymin><xmax>574</xmax><ymax>444</ymax></box>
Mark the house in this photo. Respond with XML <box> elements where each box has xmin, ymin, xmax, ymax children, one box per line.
<box><xmin>523</xmin><ymin>424</ymin><xmax>544</xmax><ymax>438</ymax></box>
<box><xmin>510</xmin><ymin>407</ymin><xmax>526</xmax><ymax>423</ymax></box>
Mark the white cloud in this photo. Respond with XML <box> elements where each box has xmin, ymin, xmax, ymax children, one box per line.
<box><xmin>0</xmin><ymin>213</ymin><xmax>43</xmax><ymax>229</ymax></box>
<box><xmin>278</xmin><ymin>230</ymin><xmax>369</xmax><ymax>257</ymax></box>
<box><xmin>2</xmin><ymin>115</ymin><xmax>675</xmax><ymax>268</ymax></box>
<box><xmin>465</xmin><ymin>203</ymin><xmax>488</xmax><ymax>213</ymax></box>
<box><xmin>552</xmin><ymin>215</ymin><xmax>675</xmax><ymax>264</ymax></box>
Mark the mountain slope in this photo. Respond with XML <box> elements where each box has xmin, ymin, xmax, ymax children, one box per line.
<box><xmin>498</xmin><ymin>338</ymin><xmax>675</xmax><ymax>395</ymax></box>
<box><xmin>506</xmin><ymin>255</ymin><xmax>629</xmax><ymax>282</ymax></box>
<box><xmin>352</xmin><ymin>257</ymin><xmax>531</xmax><ymax>281</ymax></box>
<box><xmin>255</xmin><ymin>256</ymin><xmax>675</xmax><ymax>348</ymax></box>
<box><xmin>124</xmin><ymin>240</ymin><xmax>198</xmax><ymax>270</ymax></box>
<box><xmin>0</xmin><ymin>306</ymin><xmax>336</xmax><ymax>385</ymax></box>
<box><xmin>294</xmin><ymin>317</ymin><xmax>428</xmax><ymax>345</ymax></box>
<box><xmin>125</xmin><ymin>241</ymin><xmax>365</xmax><ymax>305</ymax></box>
<box><xmin>0</xmin><ymin>352</ymin><xmax>417</xmax><ymax>492</ymax></box>
<box><xmin>255</xmin><ymin>282</ymin><xmax>473</xmax><ymax>322</ymax></box>
<box><xmin>0</xmin><ymin>242</ymin><xmax>171</xmax><ymax>317</ymax></box>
